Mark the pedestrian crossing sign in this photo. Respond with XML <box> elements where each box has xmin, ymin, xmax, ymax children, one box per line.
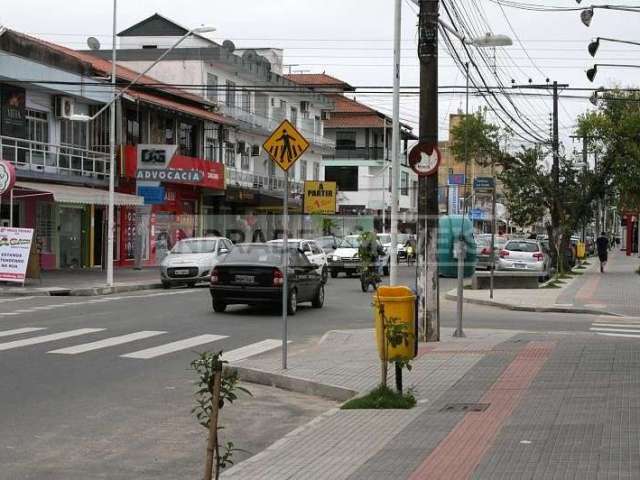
<box><xmin>263</xmin><ymin>119</ymin><xmax>310</xmax><ymax>172</ymax></box>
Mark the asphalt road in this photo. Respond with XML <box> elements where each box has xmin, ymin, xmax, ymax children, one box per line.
<box><xmin>0</xmin><ymin>267</ymin><xmax>607</xmax><ymax>479</ymax></box>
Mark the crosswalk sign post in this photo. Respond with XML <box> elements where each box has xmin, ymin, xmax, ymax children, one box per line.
<box><xmin>263</xmin><ymin>120</ymin><xmax>310</xmax><ymax>370</ymax></box>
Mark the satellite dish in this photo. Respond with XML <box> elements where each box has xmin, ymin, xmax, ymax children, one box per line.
<box><xmin>242</xmin><ymin>49</ymin><xmax>257</xmax><ymax>63</ymax></box>
<box><xmin>222</xmin><ymin>40</ymin><xmax>236</xmax><ymax>53</ymax></box>
<box><xmin>87</xmin><ymin>36</ymin><xmax>101</xmax><ymax>51</ymax></box>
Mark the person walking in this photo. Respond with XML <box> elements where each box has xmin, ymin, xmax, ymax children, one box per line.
<box><xmin>596</xmin><ymin>231</ymin><xmax>609</xmax><ymax>273</ymax></box>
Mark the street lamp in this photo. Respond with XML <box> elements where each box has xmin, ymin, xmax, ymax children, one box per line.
<box><xmin>72</xmin><ymin>13</ymin><xmax>214</xmax><ymax>286</ymax></box>
<box><xmin>587</xmin><ymin>63</ymin><xmax>640</xmax><ymax>82</ymax></box>
<box><xmin>588</xmin><ymin>37</ymin><xmax>640</xmax><ymax>57</ymax></box>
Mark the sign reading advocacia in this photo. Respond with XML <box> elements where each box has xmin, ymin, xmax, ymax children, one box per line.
<box><xmin>303</xmin><ymin>181</ymin><xmax>337</xmax><ymax>215</ymax></box>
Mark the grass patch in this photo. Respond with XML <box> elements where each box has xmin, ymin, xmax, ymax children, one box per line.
<box><xmin>342</xmin><ymin>385</ymin><xmax>416</xmax><ymax>410</ymax></box>
<box><xmin>542</xmin><ymin>281</ymin><xmax>563</xmax><ymax>289</ymax></box>
<box><xmin>576</xmin><ymin>265</ymin><xmax>587</xmax><ymax>270</ymax></box>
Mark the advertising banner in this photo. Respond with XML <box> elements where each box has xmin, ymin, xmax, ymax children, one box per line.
<box><xmin>448</xmin><ymin>185</ymin><xmax>460</xmax><ymax>215</ymax></box>
<box><xmin>0</xmin><ymin>228</ymin><xmax>34</xmax><ymax>283</ymax></box>
<box><xmin>0</xmin><ymin>85</ymin><xmax>26</xmax><ymax>138</ymax></box>
<box><xmin>303</xmin><ymin>181</ymin><xmax>337</xmax><ymax>214</ymax></box>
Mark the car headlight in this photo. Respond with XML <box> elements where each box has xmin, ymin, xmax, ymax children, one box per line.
<box><xmin>332</xmin><ymin>255</ymin><xmax>339</xmax><ymax>262</ymax></box>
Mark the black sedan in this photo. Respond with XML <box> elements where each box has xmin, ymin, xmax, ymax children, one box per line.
<box><xmin>209</xmin><ymin>243</ymin><xmax>325</xmax><ymax>315</ymax></box>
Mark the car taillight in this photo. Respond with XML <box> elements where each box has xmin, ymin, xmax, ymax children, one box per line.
<box><xmin>481</xmin><ymin>247</ymin><xmax>491</xmax><ymax>255</ymax></box>
<box><xmin>533</xmin><ymin>252</ymin><xmax>544</xmax><ymax>261</ymax></box>
<box><xmin>273</xmin><ymin>268</ymin><xmax>284</xmax><ymax>286</ymax></box>
<box><xmin>210</xmin><ymin>267</ymin><xmax>220</xmax><ymax>285</ymax></box>
<box><xmin>499</xmin><ymin>250</ymin><xmax>509</xmax><ymax>258</ymax></box>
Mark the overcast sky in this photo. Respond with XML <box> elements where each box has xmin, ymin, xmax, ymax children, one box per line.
<box><xmin>2</xmin><ymin>0</ymin><xmax>639</xmax><ymax>155</ymax></box>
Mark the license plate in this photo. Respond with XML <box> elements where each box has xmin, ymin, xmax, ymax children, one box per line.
<box><xmin>174</xmin><ymin>269</ymin><xmax>190</xmax><ymax>276</ymax></box>
<box><xmin>235</xmin><ymin>275</ymin><xmax>255</xmax><ymax>284</ymax></box>
<box><xmin>514</xmin><ymin>263</ymin><xmax>526</xmax><ymax>269</ymax></box>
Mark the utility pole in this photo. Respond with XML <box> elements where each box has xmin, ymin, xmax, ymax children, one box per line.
<box><xmin>417</xmin><ymin>0</ymin><xmax>440</xmax><ymax>342</ymax></box>
<box><xmin>390</xmin><ymin>0</ymin><xmax>402</xmax><ymax>285</ymax></box>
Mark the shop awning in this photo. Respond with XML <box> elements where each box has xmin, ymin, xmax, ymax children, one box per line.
<box><xmin>14</xmin><ymin>182</ymin><xmax>144</xmax><ymax>206</ymax></box>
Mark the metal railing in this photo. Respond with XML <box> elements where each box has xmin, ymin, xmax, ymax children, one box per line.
<box><xmin>0</xmin><ymin>135</ymin><xmax>110</xmax><ymax>180</ymax></box>
<box><xmin>226</xmin><ymin>167</ymin><xmax>304</xmax><ymax>195</ymax></box>
<box><xmin>324</xmin><ymin>147</ymin><xmax>408</xmax><ymax>163</ymax></box>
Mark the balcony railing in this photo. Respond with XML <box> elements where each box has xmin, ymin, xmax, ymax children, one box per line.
<box><xmin>226</xmin><ymin>167</ymin><xmax>304</xmax><ymax>195</ymax></box>
<box><xmin>324</xmin><ymin>147</ymin><xmax>408</xmax><ymax>163</ymax></box>
<box><xmin>0</xmin><ymin>135</ymin><xmax>110</xmax><ymax>181</ymax></box>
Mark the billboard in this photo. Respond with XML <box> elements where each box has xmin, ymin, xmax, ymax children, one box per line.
<box><xmin>303</xmin><ymin>181</ymin><xmax>337</xmax><ymax>215</ymax></box>
<box><xmin>0</xmin><ymin>228</ymin><xmax>34</xmax><ymax>283</ymax></box>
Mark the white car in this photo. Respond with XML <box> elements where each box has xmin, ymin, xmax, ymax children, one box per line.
<box><xmin>377</xmin><ymin>233</ymin><xmax>404</xmax><ymax>272</ymax></box>
<box><xmin>329</xmin><ymin>235</ymin><xmax>389</xmax><ymax>278</ymax></box>
<box><xmin>267</xmin><ymin>239</ymin><xmax>329</xmax><ymax>283</ymax></box>
<box><xmin>497</xmin><ymin>239</ymin><xmax>552</xmax><ymax>280</ymax></box>
<box><xmin>160</xmin><ymin>237</ymin><xmax>233</xmax><ymax>288</ymax></box>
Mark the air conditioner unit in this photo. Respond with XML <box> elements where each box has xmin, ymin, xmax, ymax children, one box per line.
<box><xmin>321</xmin><ymin>111</ymin><xmax>331</xmax><ymax>121</ymax></box>
<box><xmin>251</xmin><ymin>145</ymin><xmax>260</xmax><ymax>156</ymax></box>
<box><xmin>54</xmin><ymin>96</ymin><xmax>75</xmax><ymax>118</ymax></box>
<box><xmin>300</xmin><ymin>101</ymin><xmax>310</xmax><ymax>113</ymax></box>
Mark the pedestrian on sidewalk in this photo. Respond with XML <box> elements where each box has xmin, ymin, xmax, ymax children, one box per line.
<box><xmin>596</xmin><ymin>231</ymin><xmax>609</xmax><ymax>273</ymax></box>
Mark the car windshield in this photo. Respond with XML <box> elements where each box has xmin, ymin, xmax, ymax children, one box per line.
<box><xmin>316</xmin><ymin>237</ymin><xmax>337</xmax><ymax>248</ymax></box>
<box><xmin>377</xmin><ymin>234</ymin><xmax>391</xmax><ymax>244</ymax></box>
<box><xmin>224</xmin><ymin>245</ymin><xmax>290</xmax><ymax>264</ymax></box>
<box><xmin>171</xmin><ymin>239</ymin><xmax>217</xmax><ymax>254</ymax></box>
<box><xmin>339</xmin><ymin>237</ymin><xmax>360</xmax><ymax>248</ymax></box>
<box><xmin>505</xmin><ymin>241</ymin><xmax>539</xmax><ymax>252</ymax></box>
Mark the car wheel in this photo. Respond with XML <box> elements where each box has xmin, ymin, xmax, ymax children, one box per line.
<box><xmin>287</xmin><ymin>289</ymin><xmax>298</xmax><ymax>316</ymax></box>
<box><xmin>161</xmin><ymin>280</ymin><xmax>171</xmax><ymax>289</ymax></box>
<box><xmin>212</xmin><ymin>298</ymin><xmax>227</xmax><ymax>313</ymax></box>
<box><xmin>312</xmin><ymin>284</ymin><xmax>325</xmax><ymax>308</ymax></box>
<box><xmin>187</xmin><ymin>281</ymin><xmax>197</xmax><ymax>288</ymax></box>
<box><xmin>330</xmin><ymin>270</ymin><xmax>338</xmax><ymax>279</ymax></box>
<box><xmin>321</xmin><ymin>267</ymin><xmax>328</xmax><ymax>284</ymax></box>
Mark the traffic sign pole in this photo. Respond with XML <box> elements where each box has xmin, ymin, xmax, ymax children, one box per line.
<box><xmin>282</xmin><ymin>169</ymin><xmax>289</xmax><ymax>370</ymax></box>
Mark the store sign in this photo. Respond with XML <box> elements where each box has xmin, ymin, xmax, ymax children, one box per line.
<box><xmin>137</xmin><ymin>185</ymin><xmax>165</xmax><ymax>205</ymax></box>
<box><xmin>0</xmin><ymin>85</ymin><xmax>26</xmax><ymax>138</ymax></box>
<box><xmin>0</xmin><ymin>228</ymin><xmax>34</xmax><ymax>283</ymax></box>
<box><xmin>128</xmin><ymin>144</ymin><xmax>224</xmax><ymax>190</ymax></box>
<box><xmin>473</xmin><ymin>177</ymin><xmax>495</xmax><ymax>191</ymax></box>
<box><xmin>0</xmin><ymin>160</ymin><xmax>16</xmax><ymax>194</ymax></box>
<box><xmin>448</xmin><ymin>173</ymin><xmax>465</xmax><ymax>186</ymax></box>
<box><xmin>304</xmin><ymin>181</ymin><xmax>337</xmax><ymax>215</ymax></box>
<box><xmin>448</xmin><ymin>185</ymin><xmax>460</xmax><ymax>215</ymax></box>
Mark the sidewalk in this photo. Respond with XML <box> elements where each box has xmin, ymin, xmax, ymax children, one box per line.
<box><xmin>446</xmin><ymin>251</ymin><xmax>640</xmax><ymax>317</ymax></box>
<box><xmin>223</xmin><ymin>326</ymin><xmax>640</xmax><ymax>479</ymax></box>
<box><xmin>0</xmin><ymin>267</ymin><xmax>162</xmax><ymax>296</ymax></box>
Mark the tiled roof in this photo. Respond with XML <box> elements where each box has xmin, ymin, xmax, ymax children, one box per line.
<box><xmin>284</xmin><ymin>73</ymin><xmax>355</xmax><ymax>91</ymax></box>
<box><xmin>326</xmin><ymin>115</ymin><xmax>386</xmax><ymax>128</ymax></box>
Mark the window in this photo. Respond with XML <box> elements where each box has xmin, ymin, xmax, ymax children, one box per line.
<box><xmin>313</xmin><ymin>162</ymin><xmax>320</xmax><ymax>180</ymax></box>
<box><xmin>36</xmin><ymin>203</ymin><xmax>54</xmax><ymax>253</ymax></box>
<box><xmin>60</xmin><ymin>118</ymin><xmax>87</xmax><ymax>148</ymax></box>
<box><xmin>300</xmin><ymin>160</ymin><xmax>307</xmax><ymax>181</ymax></box>
<box><xmin>125</xmin><ymin>110</ymin><xmax>141</xmax><ymax>145</ymax></box>
<box><xmin>164</xmin><ymin>117</ymin><xmax>175</xmax><ymax>145</ymax></box>
<box><xmin>178</xmin><ymin>122</ymin><xmax>197</xmax><ymax>157</ymax></box>
<box><xmin>241</xmin><ymin>89</ymin><xmax>251</xmax><ymax>113</ymax></box>
<box><xmin>206</xmin><ymin>73</ymin><xmax>218</xmax><ymax>102</ymax></box>
<box><xmin>225</xmin><ymin>81</ymin><xmax>236</xmax><ymax>107</ymax></box>
<box><xmin>224</xmin><ymin>142</ymin><xmax>236</xmax><ymax>167</ymax></box>
<box><xmin>314</xmin><ymin>115</ymin><xmax>321</xmax><ymax>135</ymax></box>
<box><xmin>290</xmin><ymin>106</ymin><xmax>298</xmax><ymax>126</ymax></box>
<box><xmin>325</xmin><ymin>166</ymin><xmax>358</xmax><ymax>192</ymax></box>
<box><xmin>240</xmin><ymin>149</ymin><xmax>250</xmax><ymax>170</ymax></box>
<box><xmin>336</xmin><ymin>131</ymin><xmax>356</xmax><ymax>150</ymax></box>
<box><xmin>204</xmin><ymin>123</ymin><xmax>219</xmax><ymax>162</ymax></box>
<box><xmin>401</xmin><ymin>171</ymin><xmax>409</xmax><ymax>196</ymax></box>
<box><xmin>26</xmin><ymin>109</ymin><xmax>49</xmax><ymax>144</ymax></box>
<box><xmin>268</xmin><ymin>160</ymin><xmax>276</xmax><ymax>177</ymax></box>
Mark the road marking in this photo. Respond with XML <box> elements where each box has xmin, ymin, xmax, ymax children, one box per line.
<box><xmin>592</xmin><ymin>323</ymin><xmax>640</xmax><ymax>329</ymax></box>
<box><xmin>596</xmin><ymin>332</ymin><xmax>640</xmax><ymax>339</ymax></box>
<box><xmin>48</xmin><ymin>331</ymin><xmax>167</xmax><ymax>355</ymax></box>
<box><xmin>0</xmin><ymin>296</ymin><xmax>38</xmax><ymax>304</ymax></box>
<box><xmin>591</xmin><ymin>327</ymin><xmax>640</xmax><ymax>334</ymax></box>
<box><xmin>0</xmin><ymin>327</ymin><xmax>46</xmax><ymax>338</ymax></box>
<box><xmin>0</xmin><ymin>313</ymin><xmax>20</xmax><ymax>316</ymax></box>
<box><xmin>0</xmin><ymin>328</ymin><xmax>104</xmax><ymax>352</ymax></box>
<box><xmin>221</xmin><ymin>339</ymin><xmax>288</xmax><ymax>363</ymax></box>
<box><xmin>121</xmin><ymin>334</ymin><xmax>228</xmax><ymax>360</ymax></box>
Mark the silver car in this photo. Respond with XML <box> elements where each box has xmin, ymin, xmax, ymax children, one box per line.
<box><xmin>160</xmin><ymin>237</ymin><xmax>233</xmax><ymax>288</ymax></box>
<box><xmin>497</xmin><ymin>239</ymin><xmax>551</xmax><ymax>279</ymax></box>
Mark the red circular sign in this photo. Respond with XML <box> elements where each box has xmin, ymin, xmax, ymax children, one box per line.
<box><xmin>0</xmin><ymin>160</ymin><xmax>16</xmax><ymax>194</ymax></box>
<box><xmin>409</xmin><ymin>143</ymin><xmax>441</xmax><ymax>176</ymax></box>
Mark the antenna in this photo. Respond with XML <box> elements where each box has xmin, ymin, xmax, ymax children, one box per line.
<box><xmin>87</xmin><ymin>36</ymin><xmax>101</xmax><ymax>51</ymax></box>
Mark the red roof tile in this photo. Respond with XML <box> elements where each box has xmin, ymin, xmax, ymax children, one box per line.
<box><xmin>284</xmin><ymin>73</ymin><xmax>355</xmax><ymax>91</ymax></box>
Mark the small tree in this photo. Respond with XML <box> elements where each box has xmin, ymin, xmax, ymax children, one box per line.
<box><xmin>191</xmin><ymin>351</ymin><xmax>251</xmax><ymax>480</ymax></box>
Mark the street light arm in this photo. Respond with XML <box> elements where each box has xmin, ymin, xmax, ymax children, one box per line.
<box><xmin>439</xmin><ymin>19</ymin><xmax>470</xmax><ymax>44</ymax></box>
<box><xmin>87</xmin><ymin>27</ymin><xmax>213</xmax><ymax>121</ymax></box>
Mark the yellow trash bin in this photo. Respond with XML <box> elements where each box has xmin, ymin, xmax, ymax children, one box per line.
<box><xmin>373</xmin><ymin>286</ymin><xmax>417</xmax><ymax>362</ymax></box>
<box><xmin>576</xmin><ymin>242</ymin><xmax>586</xmax><ymax>259</ymax></box>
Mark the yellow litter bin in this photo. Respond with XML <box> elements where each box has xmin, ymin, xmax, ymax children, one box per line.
<box><xmin>576</xmin><ymin>242</ymin><xmax>586</xmax><ymax>259</ymax></box>
<box><xmin>373</xmin><ymin>286</ymin><xmax>417</xmax><ymax>362</ymax></box>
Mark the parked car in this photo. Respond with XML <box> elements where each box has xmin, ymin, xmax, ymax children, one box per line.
<box><xmin>209</xmin><ymin>243</ymin><xmax>324</xmax><ymax>315</ymax></box>
<box><xmin>475</xmin><ymin>234</ymin><xmax>507</xmax><ymax>270</ymax></box>
<box><xmin>160</xmin><ymin>237</ymin><xmax>233</xmax><ymax>288</ymax></box>
<box><xmin>268</xmin><ymin>238</ymin><xmax>328</xmax><ymax>283</ymax></box>
<box><xmin>497</xmin><ymin>239</ymin><xmax>551</xmax><ymax>279</ymax></box>
<box><xmin>314</xmin><ymin>235</ymin><xmax>341</xmax><ymax>256</ymax></box>
<box><xmin>329</xmin><ymin>235</ymin><xmax>389</xmax><ymax>278</ymax></box>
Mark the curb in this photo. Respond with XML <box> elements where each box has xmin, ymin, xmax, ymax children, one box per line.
<box><xmin>444</xmin><ymin>292</ymin><xmax>622</xmax><ymax>317</ymax></box>
<box><xmin>0</xmin><ymin>282</ymin><xmax>162</xmax><ymax>297</ymax></box>
<box><xmin>225</xmin><ymin>365</ymin><xmax>358</xmax><ymax>403</ymax></box>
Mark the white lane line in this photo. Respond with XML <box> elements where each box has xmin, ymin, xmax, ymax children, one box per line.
<box><xmin>0</xmin><ymin>312</ymin><xmax>21</xmax><ymax>316</ymax></box>
<box><xmin>121</xmin><ymin>334</ymin><xmax>228</xmax><ymax>360</ymax></box>
<box><xmin>596</xmin><ymin>332</ymin><xmax>640</xmax><ymax>339</ymax></box>
<box><xmin>591</xmin><ymin>327</ymin><xmax>640</xmax><ymax>334</ymax></box>
<box><xmin>0</xmin><ymin>327</ymin><xmax>46</xmax><ymax>338</ymax></box>
<box><xmin>221</xmin><ymin>339</ymin><xmax>289</xmax><ymax>363</ymax></box>
<box><xmin>0</xmin><ymin>328</ymin><xmax>105</xmax><ymax>352</ymax></box>
<box><xmin>27</xmin><ymin>306</ymin><xmax>58</xmax><ymax>311</ymax></box>
<box><xmin>0</xmin><ymin>296</ymin><xmax>38</xmax><ymax>304</ymax></box>
<box><xmin>13</xmin><ymin>309</ymin><xmax>36</xmax><ymax>313</ymax></box>
<box><xmin>592</xmin><ymin>323</ymin><xmax>640</xmax><ymax>329</ymax></box>
<box><xmin>49</xmin><ymin>331</ymin><xmax>167</xmax><ymax>355</ymax></box>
